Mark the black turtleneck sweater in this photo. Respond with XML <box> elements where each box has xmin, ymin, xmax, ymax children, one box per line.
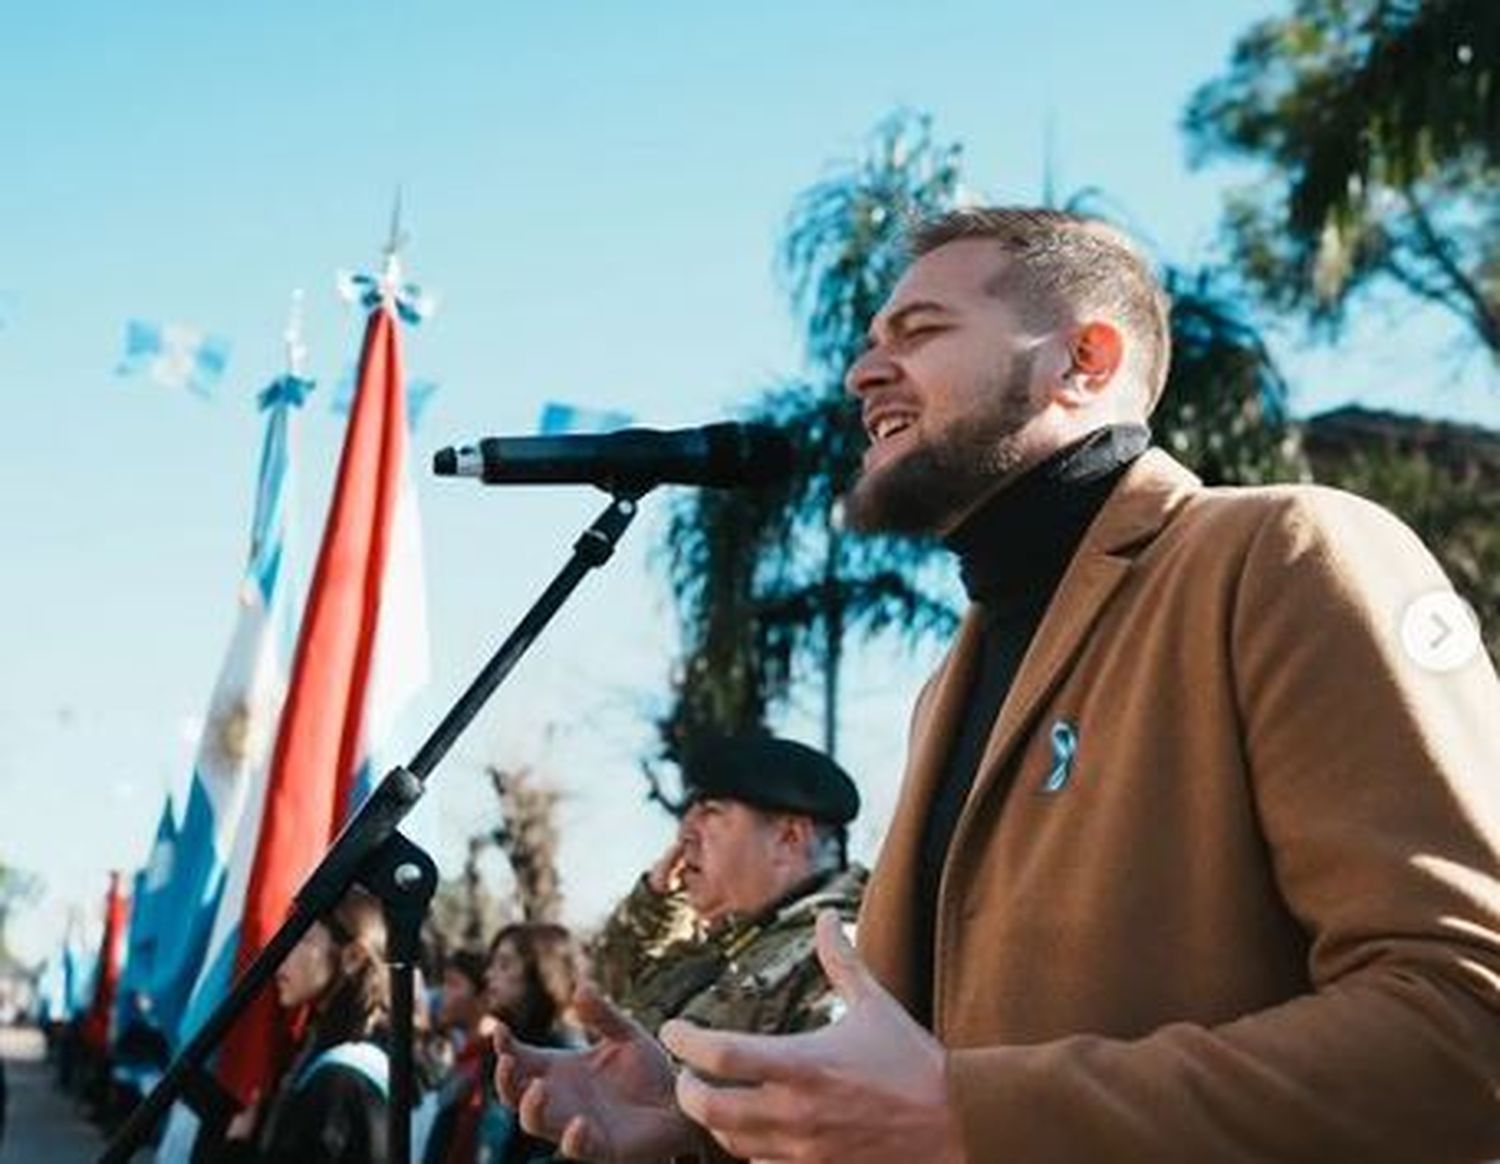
<box><xmin>909</xmin><ymin>423</ymin><xmax>1151</xmax><ymax>1029</ymax></box>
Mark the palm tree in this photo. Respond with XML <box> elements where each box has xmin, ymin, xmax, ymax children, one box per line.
<box><xmin>1154</xmin><ymin>265</ymin><xmax>1310</xmax><ymax>486</ymax></box>
<box><xmin>657</xmin><ymin>113</ymin><xmax>1316</xmax><ymax>768</ymax></box>
<box><xmin>0</xmin><ymin>861</ymin><xmax>41</xmax><ymax>972</ymax></box>
<box><xmin>658</xmin><ymin>111</ymin><xmax>964</xmax><ymax>762</ymax></box>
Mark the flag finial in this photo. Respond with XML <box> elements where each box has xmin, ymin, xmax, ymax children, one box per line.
<box><xmin>259</xmin><ymin>290</ymin><xmax>315</xmax><ymax>411</ymax></box>
<box><xmin>381</xmin><ymin>186</ymin><xmax>407</xmax><ymax>293</ymax></box>
<box><xmin>335</xmin><ymin>191</ymin><xmax>436</xmax><ymax>324</ymax></box>
<box><xmin>283</xmin><ymin>289</ymin><xmax>308</xmax><ymax>377</ymax></box>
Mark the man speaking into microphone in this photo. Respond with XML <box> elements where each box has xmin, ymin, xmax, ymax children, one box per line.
<box><xmin>488</xmin><ymin>207</ymin><xmax>1500</xmax><ymax>1164</ymax></box>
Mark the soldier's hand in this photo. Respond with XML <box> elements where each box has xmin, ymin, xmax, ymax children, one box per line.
<box><xmin>646</xmin><ymin>836</ymin><xmax>687</xmax><ymax>895</ymax></box>
<box><xmin>495</xmin><ymin>984</ymin><xmax>702</xmax><ymax>1163</ymax></box>
<box><xmin>660</xmin><ymin>910</ymin><xmax>966</xmax><ymax>1164</ymax></box>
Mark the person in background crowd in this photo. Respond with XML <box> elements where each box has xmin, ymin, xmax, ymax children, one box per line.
<box><xmin>473</xmin><ymin>923</ymin><xmax>581</xmax><ymax>1164</ymax></box>
<box><xmin>206</xmin><ymin>886</ymin><xmax>392</xmax><ymax>1164</ymax></box>
<box><xmin>104</xmin><ymin>989</ymin><xmax>171</xmax><ymax>1133</ymax></box>
<box><xmin>419</xmin><ymin>948</ymin><xmax>491</xmax><ymax>1164</ymax></box>
<box><xmin>409</xmin><ymin>964</ymin><xmax>446</xmax><ymax>1163</ymax></box>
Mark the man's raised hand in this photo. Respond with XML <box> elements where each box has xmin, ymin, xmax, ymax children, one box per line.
<box><xmin>494</xmin><ymin>985</ymin><xmax>699</xmax><ymax>1163</ymax></box>
<box><xmin>660</xmin><ymin>910</ymin><xmax>965</xmax><ymax>1164</ymax></box>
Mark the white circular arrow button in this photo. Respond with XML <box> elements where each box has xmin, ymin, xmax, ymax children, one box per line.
<box><xmin>1400</xmin><ymin>591</ymin><xmax>1483</xmax><ymax>673</ymax></box>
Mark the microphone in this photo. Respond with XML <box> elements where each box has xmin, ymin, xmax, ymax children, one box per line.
<box><xmin>432</xmin><ymin>423</ymin><xmax>794</xmax><ymax>490</ymax></box>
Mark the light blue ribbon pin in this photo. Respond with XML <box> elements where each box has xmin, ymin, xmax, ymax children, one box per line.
<box><xmin>1041</xmin><ymin>719</ymin><xmax>1079</xmax><ymax>793</ymax></box>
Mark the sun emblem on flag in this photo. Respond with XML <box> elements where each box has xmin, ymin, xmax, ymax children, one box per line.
<box><xmin>206</xmin><ymin>687</ymin><xmax>276</xmax><ymax>773</ymax></box>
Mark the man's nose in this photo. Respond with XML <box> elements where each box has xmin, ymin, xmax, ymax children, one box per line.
<box><xmin>845</xmin><ymin>345</ymin><xmax>898</xmax><ymax>398</ymax></box>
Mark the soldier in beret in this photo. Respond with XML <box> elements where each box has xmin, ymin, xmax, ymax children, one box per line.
<box><xmin>590</xmin><ymin>735</ymin><xmax>866</xmax><ymax>1037</ymax></box>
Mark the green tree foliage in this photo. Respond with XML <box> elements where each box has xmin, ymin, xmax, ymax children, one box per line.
<box><xmin>1184</xmin><ymin>0</ymin><xmax>1500</xmax><ymax>356</ymax></box>
<box><xmin>1186</xmin><ymin>0</ymin><xmax>1498</xmax><ymax>657</ymax></box>
<box><xmin>0</xmin><ymin>860</ymin><xmax>42</xmax><ymax>968</ymax></box>
<box><xmin>488</xmin><ymin>764</ymin><xmax>564</xmax><ymax>924</ymax></box>
<box><xmin>658</xmin><ymin>111</ymin><xmax>963</xmax><ymax>761</ymax></box>
<box><xmin>421</xmin><ymin>764</ymin><xmax>564</xmax><ymax>963</ymax></box>
<box><xmin>1155</xmin><ymin>265</ymin><xmax>1310</xmax><ymax>486</ymax></box>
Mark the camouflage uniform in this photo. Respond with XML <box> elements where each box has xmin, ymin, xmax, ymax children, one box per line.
<box><xmin>590</xmin><ymin>865</ymin><xmax>868</xmax><ymax>1036</ymax></box>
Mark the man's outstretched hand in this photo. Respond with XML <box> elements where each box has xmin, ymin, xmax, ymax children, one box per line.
<box><xmin>660</xmin><ymin>910</ymin><xmax>966</xmax><ymax>1164</ymax></box>
<box><xmin>494</xmin><ymin>985</ymin><xmax>701</xmax><ymax>1163</ymax></box>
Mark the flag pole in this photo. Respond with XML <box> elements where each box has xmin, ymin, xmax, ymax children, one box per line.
<box><xmin>284</xmin><ymin>288</ymin><xmax>308</xmax><ymax>377</ymax></box>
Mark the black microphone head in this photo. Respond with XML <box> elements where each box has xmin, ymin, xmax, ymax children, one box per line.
<box><xmin>704</xmin><ymin>423</ymin><xmax>796</xmax><ymax>488</ymax></box>
<box><xmin>433</xmin><ymin>447</ymin><xmax>459</xmax><ymax>476</ymax></box>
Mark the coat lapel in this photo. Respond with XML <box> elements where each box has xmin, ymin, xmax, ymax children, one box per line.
<box><xmin>859</xmin><ymin>450</ymin><xmax>1202</xmax><ymax>1011</ymax></box>
<box><xmin>952</xmin><ymin>449</ymin><xmax>1202</xmax><ymax>854</ymax></box>
<box><xmin>859</xmin><ymin>608</ymin><xmax>984</xmax><ymax>1005</ymax></box>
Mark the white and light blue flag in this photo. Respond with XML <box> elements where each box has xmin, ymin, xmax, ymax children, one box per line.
<box><xmin>538</xmin><ymin>400</ymin><xmax>634</xmax><ymax>435</ymax></box>
<box><xmin>332</xmin><ymin>365</ymin><xmax>439</xmax><ymax>430</ymax></box>
<box><xmin>116</xmin><ymin>319</ymin><xmax>232</xmax><ymax>398</ymax></box>
<box><xmin>152</xmin><ymin>373</ymin><xmax>310</xmax><ymax>1164</ymax></box>
<box><xmin>36</xmin><ymin>914</ymin><xmax>95</xmax><ymax>1025</ymax></box>
<box><xmin>114</xmin><ymin>798</ymin><xmax>178</xmax><ymax>1026</ymax></box>
<box><xmin>151</xmin><ymin>373</ymin><xmax>311</xmax><ymax>1053</ymax></box>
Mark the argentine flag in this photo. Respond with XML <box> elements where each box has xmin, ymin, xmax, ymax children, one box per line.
<box><xmin>36</xmin><ymin>915</ymin><xmax>96</xmax><ymax>1026</ymax></box>
<box><xmin>153</xmin><ymin>374</ymin><xmax>312</xmax><ymax>1057</ymax></box>
<box><xmin>332</xmin><ymin>363</ymin><xmax>440</xmax><ymax>431</ymax></box>
<box><xmin>114</xmin><ymin>798</ymin><xmax>178</xmax><ymax>1028</ymax></box>
<box><xmin>538</xmin><ymin>399</ymin><xmax>634</xmax><ymax>435</ymax></box>
<box><xmin>117</xmin><ymin>319</ymin><xmax>232</xmax><ymax>398</ymax></box>
<box><xmin>152</xmin><ymin>373</ymin><xmax>309</xmax><ymax>1163</ymax></box>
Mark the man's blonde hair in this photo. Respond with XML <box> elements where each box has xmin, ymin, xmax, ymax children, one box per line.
<box><xmin>908</xmin><ymin>207</ymin><xmax>1172</xmax><ymax>413</ymax></box>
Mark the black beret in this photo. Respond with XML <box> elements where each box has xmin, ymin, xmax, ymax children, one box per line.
<box><xmin>679</xmin><ymin>736</ymin><xmax>860</xmax><ymax>825</ymax></box>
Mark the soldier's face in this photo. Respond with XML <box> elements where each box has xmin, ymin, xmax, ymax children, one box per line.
<box><xmin>677</xmin><ymin>799</ymin><xmax>786</xmax><ymax>923</ymax></box>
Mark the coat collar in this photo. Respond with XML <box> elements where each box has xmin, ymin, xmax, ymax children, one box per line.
<box><xmin>859</xmin><ymin>449</ymin><xmax>1202</xmax><ymax>1008</ymax></box>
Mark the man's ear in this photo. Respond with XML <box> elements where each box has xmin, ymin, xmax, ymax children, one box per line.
<box><xmin>1063</xmin><ymin>321</ymin><xmax>1124</xmax><ymax>398</ymax></box>
<box><xmin>776</xmin><ymin>812</ymin><xmax>815</xmax><ymax>855</ymax></box>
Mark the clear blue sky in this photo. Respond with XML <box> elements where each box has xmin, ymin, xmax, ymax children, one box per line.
<box><xmin>3</xmin><ymin>1</ymin><xmax>1495</xmax><ymax>963</ymax></box>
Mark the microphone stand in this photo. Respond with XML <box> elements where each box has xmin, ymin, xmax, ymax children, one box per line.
<box><xmin>99</xmin><ymin>489</ymin><xmax>646</xmax><ymax>1164</ymax></box>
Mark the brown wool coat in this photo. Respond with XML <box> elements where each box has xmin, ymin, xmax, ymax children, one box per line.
<box><xmin>859</xmin><ymin>449</ymin><xmax>1500</xmax><ymax>1163</ymax></box>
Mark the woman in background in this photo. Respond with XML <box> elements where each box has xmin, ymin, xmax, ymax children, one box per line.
<box><xmin>484</xmin><ymin>924</ymin><xmax>579</xmax><ymax>1052</ymax></box>
<box><xmin>210</xmin><ymin>886</ymin><xmax>392</xmax><ymax>1164</ymax></box>
<box><xmin>427</xmin><ymin>922</ymin><xmax>580</xmax><ymax>1164</ymax></box>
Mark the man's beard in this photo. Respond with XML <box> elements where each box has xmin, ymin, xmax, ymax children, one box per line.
<box><xmin>843</xmin><ymin>357</ymin><xmax>1042</xmax><ymax>536</ymax></box>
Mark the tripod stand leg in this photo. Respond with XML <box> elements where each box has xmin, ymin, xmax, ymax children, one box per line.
<box><xmin>358</xmin><ymin>831</ymin><xmax>438</xmax><ymax>1164</ymax></box>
